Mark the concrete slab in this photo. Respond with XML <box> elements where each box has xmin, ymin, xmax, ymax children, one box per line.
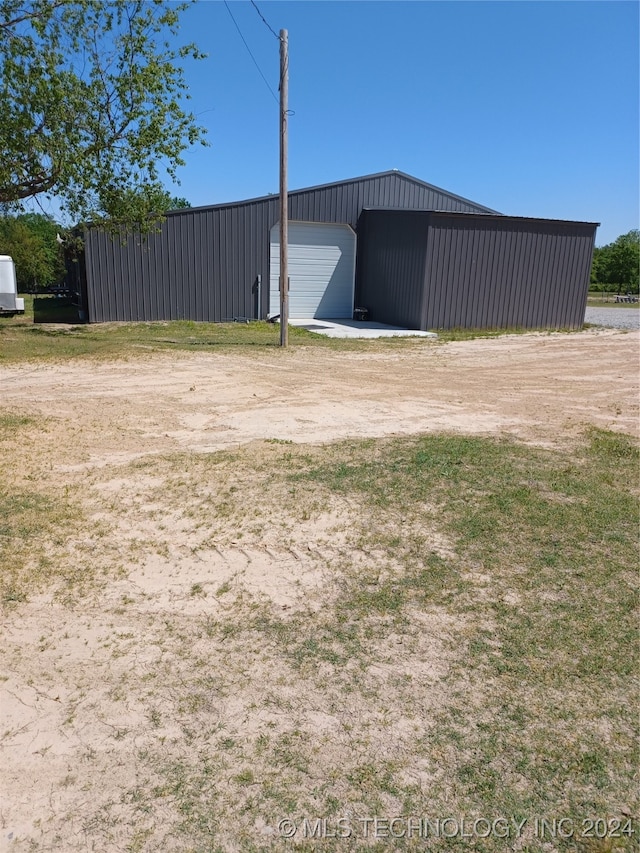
<box><xmin>289</xmin><ymin>319</ymin><xmax>437</xmax><ymax>339</ymax></box>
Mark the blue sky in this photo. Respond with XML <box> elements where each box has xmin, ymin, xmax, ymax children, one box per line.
<box><xmin>167</xmin><ymin>0</ymin><xmax>639</xmax><ymax>246</ymax></box>
<box><xmin>168</xmin><ymin>0</ymin><xmax>639</xmax><ymax>246</ymax></box>
<box><xmin>166</xmin><ymin>0</ymin><xmax>639</xmax><ymax>244</ymax></box>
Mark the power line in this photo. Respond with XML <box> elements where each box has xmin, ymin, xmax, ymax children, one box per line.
<box><xmin>223</xmin><ymin>0</ymin><xmax>279</xmax><ymax>105</ymax></box>
<box><xmin>250</xmin><ymin>0</ymin><xmax>280</xmax><ymax>41</ymax></box>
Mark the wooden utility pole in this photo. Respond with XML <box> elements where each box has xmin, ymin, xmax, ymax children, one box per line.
<box><xmin>279</xmin><ymin>28</ymin><xmax>288</xmax><ymax>347</ymax></box>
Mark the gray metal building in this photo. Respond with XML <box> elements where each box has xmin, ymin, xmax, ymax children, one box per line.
<box><xmin>355</xmin><ymin>210</ymin><xmax>598</xmax><ymax>330</ymax></box>
<box><xmin>77</xmin><ymin>171</ymin><xmax>497</xmax><ymax>323</ymax></box>
<box><xmin>76</xmin><ymin>170</ymin><xmax>597</xmax><ymax>329</ymax></box>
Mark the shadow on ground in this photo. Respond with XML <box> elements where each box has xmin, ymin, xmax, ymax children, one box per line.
<box><xmin>33</xmin><ymin>296</ymin><xmax>80</xmax><ymax>324</ymax></box>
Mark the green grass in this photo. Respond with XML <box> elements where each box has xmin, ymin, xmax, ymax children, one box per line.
<box><xmin>0</xmin><ymin>305</ymin><xmax>428</xmax><ymax>362</ymax></box>
<box><xmin>587</xmin><ymin>292</ymin><xmax>639</xmax><ymax>308</ymax></box>
<box><xmin>433</xmin><ymin>326</ymin><xmax>536</xmax><ymax>341</ymax></box>
<box><xmin>126</xmin><ymin>429</ymin><xmax>639</xmax><ymax>851</ymax></box>
<box><xmin>0</xmin><ymin>411</ymin><xmax>113</xmax><ymax>604</ymax></box>
<box><xmin>0</xmin><ymin>482</ymin><xmax>88</xmax><ymax>604</ymax></box>
<box><xmin>0</xmin><ymin>293</ymin><xmax>598</xmax><ymax>363</ymax></box>
<box><xmin>0</xmin><ymin>295</ymin><xmax>330</xmax><ymax>360</ymax></box>
<box><xmin>0</xmin><ymin>411</ymin><xmax>36</xmax><ymax>433</ymax></box>
<box><xmin>282</xmin><ymin>430</ymin><xmax>638</xmax><ymax>672</ymax></box>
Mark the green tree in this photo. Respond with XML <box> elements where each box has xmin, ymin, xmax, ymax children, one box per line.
<box><xmin>606</xmin><ymin>230</ymin><xmax>639</xmax><ymax>292</ymax></box>
<box><xmin>169</xmin><ymin>196</ymin><xmax>192</xmax><ymax>210</ymax></box>
<box><xmin>97</xmin><ymin>185</ymin><xmax>192</xmax><ymax>223</ymax></box>
<box><xmin>0</xmin><ymin>0</ymin><xmax>206</xmax><ymax>230</ymax></box>
<box><xmin>0</xmin><ymin>216</ymin><xmax>56</xmax><ymax>289</ymax></box>
<box><xmin>591</xmin><ymin>230</ymin><xmax>640</xmax><ymax>294</ymax></box>
<box><xmin>17</xmin><ymin>213</ymin><xmax>66</xmax><ymax>285</ymax></box>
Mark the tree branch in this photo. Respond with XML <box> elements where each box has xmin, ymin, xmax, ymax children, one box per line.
<box><xmin>0</xmin><ymin>1</ymin><xmax>66</xmax><ymax>32</ymax></box>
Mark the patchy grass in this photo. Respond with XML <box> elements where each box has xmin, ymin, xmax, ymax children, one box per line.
<box><xmin>0</xmin><ymin>296</ymin><xmax>598</xmax><ymax>362</ymax></box>
<box><xmin>0</xmin><ymin>293</ymin><xmax>435</xmax><ymax>360</ymax></box>
<box><xmin>0</xmin><ymin>411</ymin><xmax>36</xmax><ymax>433</ymax></box>
<box><xmin>277</xmin><ymin>431</ymin><xmax>639</xmax><ymax>829</ymax></box>
<box><xmin>0</xmin><ymin>312</ymin><xmax>439</xmax><ymax>362</ymax></box>
<box><xmin>0</xmin><ymin>479</ymin><xmax>96</xmax><ymax>605</ymax></box>
<box><xmin>121</xmin><ymin>429</ymin><xmax>636</xmax><ymax>851</ymax></box>
<box><xmin>587</xmin><ymin>293</ymin><xmax>639</xmax><ymax>308</ymax></box>
<box><xmin>434</xmin><ymin>325</ymin><xmax>590</xmax><ymax>341</ymax></box>
<box><xmin>0</xmin><ymin>412</ymin><xmax>117</xmax><ymax>604</ymax></box>
<box><xmin>2</xmin><ymin>427</ymin><xmax>638</xmax><ymax>851</ymax></box>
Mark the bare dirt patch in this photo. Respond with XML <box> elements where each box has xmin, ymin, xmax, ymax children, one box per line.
<box><xmin>1</xmin><ymin>329</ymin><xmax>638</xmax><ymax>852</ymax></box>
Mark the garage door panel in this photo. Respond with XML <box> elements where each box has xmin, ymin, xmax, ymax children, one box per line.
<box><xmin>270</xmin><ymin>222</ymin><xmax>356</xmax><ymax>319</ymax></box>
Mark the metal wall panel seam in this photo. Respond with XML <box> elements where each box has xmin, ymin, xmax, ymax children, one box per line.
<box><xmin>419</xmin><ymin>214</ymin><xmax>431</xmax><ymax>331</ymax></box>
<box><xmin>559</xmin><ymin>232</ymin><xmax>582</xmax><ymax>327</ymax></box>
<box><xmin>554</xmin><ymin>233</ymin><xmax>570</xmax><ymax>327</ymax></box>
<box><xmin>430</xmin><ymin>225</ymin><xmax>444</xmax><ymax>328</ymax></box>
<box><xmin>444</xmin><ymin>226</ymin><xmax>460</xmax><ymax>328</ymax></box>
<box><xmin>519</xmin><ymin>229</ymin><xmax>537</xmax><ymax>326</ymax></box>
<box><xmin>463</xmin><ymin>226</ymin><xmax>478</xmax><ymax>328</ymax></box>
<box><xmin>569</xmin><ymin>234</ymin><xmax>590</xmax><ymax>328</ymax></box>
<box><xmin>508</xmin><ymin>228</ymin><xmax>527</xmax><ymax>327</ymax></box>
<box><xmin>495</xmin><ymin>228</ymin><xmax>514</xmax><ymax>327</ymax></box>
<box><xmin>456</xmin><ymin>226</ymin><xmax>472</xmax><ymax>327</ymax></box>
<box><xmin>562</xmin><ymin>235</ymin><xmax>580</xmax><ymax>327</ymax></box>
<box><xmin>477</xmin><ymin>226</ymin><xmax>493</xmax><ymax>327</ymax></box>
<box><xmin>460</xmin><ymin>226</ymin><xmax>475</xmax><ymax>328</ymax></box>
<box><xmin>542</xmin><ymin>231</ymin><xmax>562</xmax><ymax>327</ymax></box>
<box><xmin>514</xmin><ymin>226</ymin><xmax>531</xmax><ymax>327</ymax></box>
<box><xmin>546</xmin><ymin>231</ymin><xmax>565</xmax><ymax>327</ymax></box>
<box><xmin>426</xmin><ymin>224</ymin><xmax>439</xmax><ymax>328</ymax></box>
<box><xmin>474</xmin><ymin>226</ymin><xmax>489</xmax><ymax>328</ymax></box>
<box><xmin>442</xmin><ymin>227</ymin><xmax>458</xmax><ymax>328</ymax></box>
<box><xmin>547</xmin><ymin>232</ymin><xmax>566</xmax><ymax>328</ymax></box>
<box><xmin>514</xmin><ymin>226</ymin><xmax>532</xmax><ymax>327</ymax></box>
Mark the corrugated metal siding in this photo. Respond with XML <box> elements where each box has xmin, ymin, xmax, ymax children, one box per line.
<box><xmin>357</xmin><ymin>210</ymin><xmax>597</xmax><ymax>331</ymax></box>
<box><xmin>354</xmin><ymin>211</ymin><xmax>427</xmax><ymax>327</ymax></box>
<box><xmin>287</xmin><ymin>172</ymin><xmax>493</xmax><ymax>225</ymax></box>
<box><xmin>423</xmin><ymin>213</ymin><xmax>597</xmax><ymax>330</ymax></box>
<box><xmin>85</xmin><ymin>198</ymin><xmax>280</xmax><ymax>322</ymax></box>
<box><xmin>83</xmin><ymin>172</ymin><xmax>495</xmax><ymax>323</ymax></box>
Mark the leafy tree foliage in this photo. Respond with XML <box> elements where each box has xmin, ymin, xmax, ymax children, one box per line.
<box><xmin>0</xmin><ymin>0</ymin><xmax>206</xmax><ymax>229</ymax></box>
<box><xmin>0</xmin><ymin>214</ymin><xmax>65</xmax><ymax>289</ymax></box>
<box><xmin>99</xmin><ymin>185</ymin><xmax>192</xmax><ymax>223</ymax></box>
<box><xmin>16</xmin><ymin>213</ymin><xmax>66</xmax><ymax>285</ymax></box>
<box><xmin>169</xmin><ymin>196</ymin><xmax>192</xmax><ymax>210</ymax></box>
<box><xmin>591</xmin><ymin>230</ymin><xmax>640</xmax><ymax>293</ymax></box>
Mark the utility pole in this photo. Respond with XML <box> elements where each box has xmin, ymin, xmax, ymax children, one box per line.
<box><xmin>279</xmin><ymin>28</ymin><xmax>288</xmax><ymax>347</ymax></box>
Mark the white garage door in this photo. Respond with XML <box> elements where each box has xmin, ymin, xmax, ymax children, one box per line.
<box><xmin>269</xmin><ymin>221</ymin><xmax>356</xmax><ymax>319</ymax></box>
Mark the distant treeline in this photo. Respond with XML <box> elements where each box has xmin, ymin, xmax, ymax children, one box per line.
<box><xmin>590</xmin><ymin>230</ymin><xmax>639</xmax><ymax>294</ymax></box>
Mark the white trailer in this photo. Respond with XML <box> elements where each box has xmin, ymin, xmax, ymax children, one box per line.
<box><xmin>0</xmin><ymin>255</ymin><xmax>25</xmax><ymax>314</ymax></box>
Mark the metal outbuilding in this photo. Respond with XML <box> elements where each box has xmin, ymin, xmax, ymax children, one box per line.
<box><xmin>355</xmin><ymin>209</ymin><xmax>599</xmax><ymax>330</ymax></box>
<box><xmin>76</xmin><ymin>171</ymin><xmax>497</xmax><ymax>323</ymax></box>
<box><xmin>74</xmin><ymin>170</ymin><xmax>598</xmax><ymax>330</ymax></box>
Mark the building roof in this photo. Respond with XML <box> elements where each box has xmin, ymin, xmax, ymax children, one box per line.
<box><xmin>167</xmin><ymin>170</ymin><xmax>500</xmax><ymax>216</ymax></box>
<box><xmin>361</xmin><ymin>207</ymin><xmax>600</xmax><ymax>227</ymax></box>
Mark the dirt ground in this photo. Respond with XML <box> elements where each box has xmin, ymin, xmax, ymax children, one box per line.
<box><xmin>2</xmin><ymin>327</ymin><xmax>638</xmax><ymax>456</ymax></box>
<box><xmin>1</xmin><ymin>327</ymin><xmax>638</xmax><ymax>852</ymax></box>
